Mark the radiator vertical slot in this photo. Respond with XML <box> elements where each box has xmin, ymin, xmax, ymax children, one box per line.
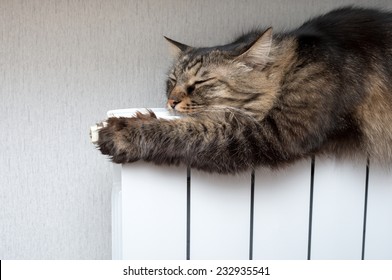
<box><xmin>190</xmin><ymin>170</ymin><xmax>252</xmax><ymax>259</ymax></box>
<box><xmin>307</xmin><ymin>156</ymin><xmax>315</xmax><ymax>260</ymax></box>
<box><xmin>121</xmin><ymin>163</ymin><xmax>187</xmax><ymax>259</ymax></box>
<box><xmin>186</xmin><ymin>167</ymin><xmax>191</xmax><ymax>260</ymax></box>
<box><xmin>249</xmin><ymin>169</ymin><xmax>255</xmax><ymax>260</ymax></box>
<box><xmin>364</xmin><ymin>162</ymin><xmax>392</xmax><ymax>259</ymax></box>
<box><xmin>253</xmin><ymin>159</ymin><xmax>312</xmax><ymax>259</ymax></box>
<box><xmin>310</xmin><ymin>157</ymin><xmax>367</xmax><ymax>259</ymax></box>
<box><xmin>361</xmin><ymin>158</ymin><xmax>370</xmax><ymax>260</ymax></box>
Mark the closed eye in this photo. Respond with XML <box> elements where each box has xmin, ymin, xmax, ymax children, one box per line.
<box><xmin>194</xmin><ymin>77</ymin><xmax>215</xmax><ymax>85</ymax></box>
<box><xmin>169</xmin><ymin>74</ymin><xmax>177</xmax><ymax>84</ymax></box>
<box><xmin>187</xmin><ymin>78</ymin><xmax>216</xmax><ymax>94</ymax></box>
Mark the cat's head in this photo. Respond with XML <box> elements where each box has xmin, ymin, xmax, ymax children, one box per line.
<box><xmin>165</xmin><ymin>28</ymin><xmax>274</xmax><ymax>115</ymax></box>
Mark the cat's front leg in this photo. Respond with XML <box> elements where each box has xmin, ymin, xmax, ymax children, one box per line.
<box><xmin>97</xmin><ymin>111</ymin><xmax>158</xmax><ymax>164</ymax></box>
<box><xmin>97</xmin><ymin>109</ymin><xmax>282</xmax><ymax>173</ymax></box>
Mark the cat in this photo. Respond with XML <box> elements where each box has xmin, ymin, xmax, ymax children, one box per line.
<box><xmin>97</xmin><ymin>6</ymin><xmax>392</xmax><ymax>174</ymax></box>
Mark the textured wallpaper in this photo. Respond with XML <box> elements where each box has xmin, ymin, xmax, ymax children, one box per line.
<box><xmin>1</xmin><ymin>0</ymin><xmax>391</xmax><ymax>259</ymax></box>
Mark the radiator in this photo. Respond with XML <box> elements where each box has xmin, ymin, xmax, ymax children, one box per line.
<box><xmin>105</xmin><ymin>109</ymin><xmax>392</xmax><ymax>260</ymax></box>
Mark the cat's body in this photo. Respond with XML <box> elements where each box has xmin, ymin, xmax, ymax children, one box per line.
<box><xmin>98</xmin><ymin>7</ymin><xmax>392</xmax><ymax>173</ymax></box>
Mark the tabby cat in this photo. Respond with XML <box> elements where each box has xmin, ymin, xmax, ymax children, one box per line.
<box><xmin>97</xmin><ymin>7</ymin><xmax>392</xmax><ymax>174</ymax></box>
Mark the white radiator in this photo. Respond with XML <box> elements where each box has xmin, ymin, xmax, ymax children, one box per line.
<box><xmin>106</xmin><ymin>109</ymin><xmax>392</xmax><ymax>260</ymax></box>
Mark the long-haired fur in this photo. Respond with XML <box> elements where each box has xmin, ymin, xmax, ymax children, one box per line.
<box><xmin>98</xmin><ymin>7</ymin><xmax>392</xmax><ymax>173</ymax></box>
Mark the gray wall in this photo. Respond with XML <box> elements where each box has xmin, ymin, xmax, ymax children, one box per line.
<box><xmin>1</xmin><ymin>0</ymin><xmax>391</xmax><ymax>259</ymax></box>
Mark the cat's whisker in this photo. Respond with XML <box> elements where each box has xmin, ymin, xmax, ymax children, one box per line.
<box><xmin>134</xmin><ymin>7</ymin><xmax>392</xmax><ymax>173</ymax></box>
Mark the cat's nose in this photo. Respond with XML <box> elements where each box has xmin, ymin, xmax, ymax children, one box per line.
<box><xmin>168</xmin><ymin>99</ymin><xmax>181</xmax><ymax>109</ymax></box>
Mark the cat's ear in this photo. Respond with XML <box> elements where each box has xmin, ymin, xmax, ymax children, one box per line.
<box><xmin>164</xmin><ymin>36</ymin><xmax>191</xmax><ymax>56</ymax></box>
<box><xmin>237</xmin><ymin>27</ymin><xmax>273</xmax><ymax>68</ymax></box>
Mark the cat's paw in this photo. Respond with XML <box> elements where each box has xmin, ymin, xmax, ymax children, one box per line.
<box><xmin>97</xmin><ymin>117</ymin><xmax>138</xmax><ymax>163</ymax></box>
<box><xmin>97</xmin><ymin>111</ymin><xmax>157</xmax><ymax>163</ymax></box>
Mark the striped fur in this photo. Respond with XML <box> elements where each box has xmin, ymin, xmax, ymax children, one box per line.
<box><xmin>98</xmin><ymin>7</ymin><xmax>392</xmax><ymax>173</ymax></box>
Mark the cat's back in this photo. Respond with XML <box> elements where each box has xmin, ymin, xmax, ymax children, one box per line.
<box><xmin>294</xmin><ymin>7</ymin><xmax>392</xmax><ymax>55</ymax></box>
<box><xmin>287</xmin><ymin>7</ymin><xmax>392</xmax><ymax>163</ymax></box>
